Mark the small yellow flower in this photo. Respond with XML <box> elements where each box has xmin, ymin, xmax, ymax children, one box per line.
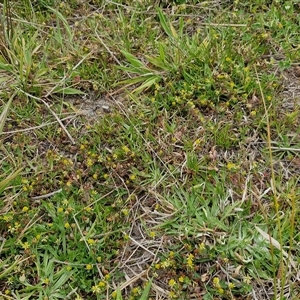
<box><xmin>161</xmin><ymin>259</ymin><xmax>172</xmax><ymax>268</ymax></box>
<box><xmin>87</xmin><ymin>238</ymin><xmax>95</xmax><ymax>245</ymax></box>
<box><xmin>92</xmin><ymin>285</ymin><xmax>100</xmax><ymax>293</ymax></box>
<box><xmin>62</xmin><ymin>159</ymin><xmax>69</xmax><ymax>166</ymax></box>
<box><xmin>87</xmin><ymin>158</ymin><xmax>93</xmax><ymax>167</ymax></box>
<box><xmin>261</xmin><ymin>33</ymin><xmax>268</xmax><ymax>39</ymax></box>
<box><xmin>198</xmin><ymin>242</ymin><xmax>206</xmax><ymax>252</ymax></box>
<box><xmin>121</xmin><ymin>209</ymin><xmax>129</xmax><ymax>216</ymax></box>
<box><xmin>155</xmin><ymin>263</ymin><xmax>161</xmax><ymax>269</ymax></box>
<box><xmin>194</xmin><ymin>139</ymin><xmax>201</xmax><ymax>146</ymax></box>
<box><xmin>168</xmin><ymin>279</ymin><xmax>176</xmax><ymax>287</ymax></box>
<box><xmin>84</xmin><ymin>207</ymin><xmax>92</xmax><ymax>213</ymax></box>
<box><xmin>3</xmin><ymin>214</ymin><xmax>13</xmax><ymax>222</ymax></box>
<box><xmin>86</xmin><ymin>264</ymin><xmax>93</xmax><ymax>270</ymax></box>
<box><xmin>186</xmin><ymin>253</ymin><xmax>194</xmax><ymax>268</ymax></box>
<box><xmin>111</xmin><ymin>291</ymin><xmax>117</xmax><ymax>298</ymax></box>
<box><xmin>122</xmin><ymin>145</ymin><xmax>130</xmax><ymax>154</ymax></box>
<box><xmin>66</xmin><ymin>181</ymin><xmax>72</xmax><ymax>187</ymax></box>
<box><xmin>179</xmin><ymin>276</ymin><xmax>184</xmax><ymax>283</ymax></box>
<box><xmin>227</xmin><ymin>162</ymin><xmax>238</xmax><ymax>170</ymax></box>
<box><xmin>64</xmin><ymin>222</ymin><xmax>70</xmax><ymax>229</ymax></box>
<box><xmin>213</xmin><ymin>277</ymin><xmax>220</xmax><ymax>288</ymax></box>
<box><xmin>98</xmin><ymin>281</ymin><xmax>106</xmax><ymax>287</ymax></box>
<box><xmin>149</xmin><ymin>231</ymin><xmax>156</xmax><ymax>238</ymax></box>
<box><xmin>62</xmin><ymin>199</ymin><xmax>68</xmax><ymax>206</ymax></box>
<box><xmin>22</xmin><ymin>206</ymin><xmax>29</xmax><ymax>212</ymax></box>
<box><xmin>228</xmin><ymin>282</ymin><xmax>235</xmax><ymax>289</ymax></box>
<box><xmin>93</xmin><ymin>173</ymin><xmax>98</xmax><ymax>180</ymax></box>
<box><xmin>243</xmin><ymin>275</ymin><xmax>252</xmax><ymax>284</ymax></box>
<box><xmin>42</xmin><ymin>278</ymin><xmax>50</xmax><ymax>285</ymax></box>
<box><xmin>169</xmin><ymin>251</ymin><xmax>174</xmax><ymax>258</ymax></box>
<box><xmin>22</xmin><ymin>242</ymin><xmax>30</xmax><ymax>250</ymax></box>
<box><xmin>132</xmin><ymin>287</ymin><xmax>140</xmax><ymax>295</ymax></box>
<box><xmin>129</xmin><ymin>174</ymin><xmax>136</xmax><ymax>181</ymax></box>
<box><xmin>187</xmin><ymin>101</ymin><xmax>194</xmax><ymax>107</ymax></box>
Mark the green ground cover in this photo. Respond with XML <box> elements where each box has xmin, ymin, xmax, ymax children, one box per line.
<box><xmin>0</xmin><ymin>0</ymin><xmax>300</xmax><ymax>299</ymax></box>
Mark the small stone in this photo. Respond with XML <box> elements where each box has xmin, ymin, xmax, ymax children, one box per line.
<box><xmin>102</xmin><ymin>105</ymin><xmax>111</xmax><ymax>113</ymax></box>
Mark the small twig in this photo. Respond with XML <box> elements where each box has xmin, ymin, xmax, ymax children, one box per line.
<box><xmin>17</xmin><ymin>213</ymin><xmax>44</xmax><ymax>241</ymax></box>
<box><xmin>126</xmin><ymin>234</ymin><xmax>156</xmax><ymax>257</ymax></box>
<box><xmin>241</xmin><ymin>172</ymin><xmax>251</xmax><ymax>204</ymax></box>
<box><xmin>18</xmin><ymin>89</ymin><xmax>76</xmax><ymax>144</ymax></box>
<box><xmin>270</xmin><ymin>146</ymin><xmax>300</xmax><ymax>152</ymax></box>
<box><xmin>0</xmin><ymin>116</ymin><xmax>75</xmax><ymax>135</ymax></box>
<box><xmin>94</xmin><ymin>24</ymin><xmax>133</xmax><ymax>80</ymax></box>
<box><xmin>39</xmin><ymin>97</ymin><xmax>76</xmax><ymax>144</ymax></box>
<box><xmin>31</xmin><ymin>188</ymin><xmax>62</xmax><ymax>200</ymax></box>
<box><xmin>44</xmin><ymin>53</ymin><xmax>92</xmax><ymax>98</ymax></box>
<box><xmin>73</xmin><ymin>190</ymin><xmax>115</xmax><ymax>217</ymax></box>
<box><xmin>188</xmin><ymin>21</ymin><xmax>247</xmax><ymax>27</ymax></box>
<box><xmin>119</xmin><ymin>270</ymin><xmax>148</xmax><ymax>291</ymax></box>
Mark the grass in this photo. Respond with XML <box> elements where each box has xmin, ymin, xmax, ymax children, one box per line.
<box><xmin>0</xmin><ymin>0</ymin><xmax>300</xmax><ymax>299</ymax></box>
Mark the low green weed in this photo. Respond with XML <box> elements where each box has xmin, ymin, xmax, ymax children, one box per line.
<box><xmin>0</xmin><ymin>1</ymin><xmax>300</xmax><ymax>299</ymax></box>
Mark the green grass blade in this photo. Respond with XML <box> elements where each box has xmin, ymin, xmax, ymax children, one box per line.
<box><xmin>120</xmin><ymin>49</ymin><xmax>145</xmax><ymax>69</ymax></box>
<box><xmin>157</xmin><ymin>8</ymin><xmax>172</xmax><ymax>37</ymax></box>
<box><xmin>0</xmin><ymin>168</ymin><xmax>22</xmax><ymax>193</ymax></box>
<box><xmin>0</xmin><ymin>61</ymin><xmax>14</xmax><ymax>72</ymax></box>
<box><xmin>52</xmin><ymin>272</ymin><xmax>72</xmax><ymax>291</ymax></box>
<box><xmin>0</xmin><ymin>255</ymin><xmax>28</xmax><ymax>280</ymax></box>
<box><xmin>132</xmin><ymin>75</ymin><xmax>161</xmax><ymax>94</ymax></box>
<box><xmin>46</xmin><ymin>7</ymin><xmax>73</xmax><ymax>40</ymax></box>
<box><xmin>139</xmin><ymin>279</ymin><xmax>152</xmax><ymax>300</ymax></box>
<box><xmin>157</xmin><ymin>8</ymin><xmax>178</xmax><ymax>39</ymax></box>
<box><xmin>145</xmin><ymin>55</ymin><xmax>168</xmax><ymax>70</ymax></box>
<box><xmin>158</xmin><ymin>43</ymin><xmax>166</xmax><ymax>62</ymax></box>
<box><xmin>52</xmin><ymin>87</ymin><xmax>85</xmax><ymax>95</ymax></box>
<box><xmin>116</xmin><ymin>287</ymin><xmax>123</xmax><ymax>300</ymax></box>
<box><xmin>0</xmin><ymin>93</ymin><xmax>14</xmax><ymax>133</ymax></box>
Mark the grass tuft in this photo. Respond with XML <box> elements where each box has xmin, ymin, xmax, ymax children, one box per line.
<box><xmin>0</xmin><ymin>1</ymin><xmax>300</xmax><ymax>299</ymax></box>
